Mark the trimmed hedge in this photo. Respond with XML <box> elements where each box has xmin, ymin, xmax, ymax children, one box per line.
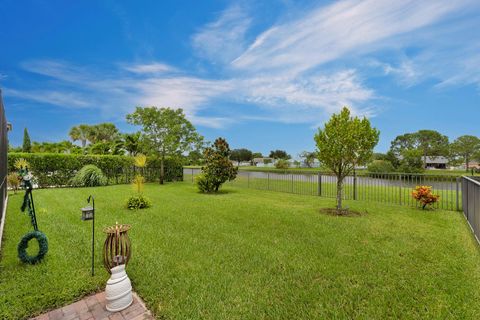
<box><xmin>8</xmin><ymin>153</ymin><xmax>183</xmax><ymax>188</ymax></box>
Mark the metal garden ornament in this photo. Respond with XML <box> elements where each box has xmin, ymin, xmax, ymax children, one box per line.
<box><xmin>17</xmin><ymin>163</ymin><xmax>49</xmax><ymax>264</ymax></box>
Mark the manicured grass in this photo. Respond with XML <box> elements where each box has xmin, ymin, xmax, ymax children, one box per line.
<box><xmin>1</xmin><ymin>183</ymin><xmax>480</xmax><ymax>319</ymax></box>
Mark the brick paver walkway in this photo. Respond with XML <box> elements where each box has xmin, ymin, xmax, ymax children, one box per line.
<box><xmin>30</xmin><ymin>291</ymin><xmax>154</xmax><ymax>320</ymax></box>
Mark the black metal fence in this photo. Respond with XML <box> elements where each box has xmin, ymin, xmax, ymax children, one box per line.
<box><xmin>0</xmin><ymin>90</ymin><xmax>7</xmax><ymax>221</ymax></box>
<box><xmin>184</xmin><ymin>168</ymin><xmax>462</xmax><ymax>211</ymax></box>
<box><xmin>462</xmin><ymin>176</ymin><xmax>480</xmax><ymax>242</ymax></box>
<box><xmin>103</xmin><ymin>166</ymin><xmax>183</xmax><ymax>185</ymax></box>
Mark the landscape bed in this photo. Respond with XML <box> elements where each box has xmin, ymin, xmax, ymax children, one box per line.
<box><xmin>1</xmin><ymin>183</ymin><xmax>480</xmax><ymax>319</ymax></box>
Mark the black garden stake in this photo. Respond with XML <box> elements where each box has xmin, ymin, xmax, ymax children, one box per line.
<box><xmin>81</xmin><ymin>195</ymin><xmax>95</xmax><ymax>276</ymax></box>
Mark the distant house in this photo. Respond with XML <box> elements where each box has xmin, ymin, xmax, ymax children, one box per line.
<box><xmin>253</xmin><ymin>157</ymin><xmax>274</xmax><ymax>167</ymax></box>
<box><xmin>253</xmin><ymin>157</ymin><xmax>273</xmax><ymax>164</ymax></box>
<box><xmin>424</xmin><ymin>156</ymin><xmax>448</xmax><ymax>169</ymax></box>
<box><xmin>468</xmin><ymin>161</ymin><xmax>480</xmax><ymax>170</ymax></box>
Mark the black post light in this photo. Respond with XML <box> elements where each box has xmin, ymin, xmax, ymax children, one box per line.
<box><xmin>81</xmin><ymin>195</ymin><xmax>95</xmax><ymax>276</ymax></box>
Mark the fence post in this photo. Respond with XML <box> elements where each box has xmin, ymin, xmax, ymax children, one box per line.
<box><xmin>291</xmin><ymin>174</ymin><xmax>294</xmax><ymax>193</ymax></box>
<box><xmin>247</xmin><ymin>171</ymin><xmax>250</xmax><ymax>188</ymax></box>
<box><xmin>191</xmin><ymin>168</ymin><xmax>194</xmax><ymax>183</ymax></box>
<box><xmin>318</xmin><ymin>173</ymin><xmax>322</xmax><ymax>196</ymax></box>
<box><xmin>399</xmin><ymin>174</ymin><xmax>402</xmax><ymax>205</ymax></box>
<box><xmin>267</xmin><ymin>173</ymin><xmax>270</xmax><ymax>190</ymax></box>
<box><xmin>456</xmin><ymin>177</ymin><xmax>460</xmax><ymax>211</ymax></box>
<box><xmin>353</xmin><ymin>171</ymin><xmax>357</xmax><ymax>200</ymax></box>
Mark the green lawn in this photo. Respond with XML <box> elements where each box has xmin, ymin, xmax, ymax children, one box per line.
<box><xmin>1</xmin><ymin>183</ymin><xmax>480</xmax><ymax>319</ymax></box>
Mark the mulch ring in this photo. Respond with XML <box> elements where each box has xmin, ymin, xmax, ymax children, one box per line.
<box><xmin>319</xmin><ymin>208</ymin><xmax>365</xmax><ymax>217</ymax></box>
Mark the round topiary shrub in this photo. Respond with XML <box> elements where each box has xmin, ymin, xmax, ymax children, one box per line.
<box><xmin>126</xmin><ymin>194</ymin><xmax>151</xmax><ymax>210</ymax></box>
<box><xmin>70</xmin><ymin>165</ymin><xmax>107</xmax><ymax>187</ymax></box>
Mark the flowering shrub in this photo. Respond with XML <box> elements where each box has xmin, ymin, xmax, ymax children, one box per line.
<box><xmin>412</xmin><ymin>186</ymin><xmax>440</xmax><ymax>209</ymax></box>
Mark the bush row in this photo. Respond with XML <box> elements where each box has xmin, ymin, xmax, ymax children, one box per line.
<box><xmin>8</xmin><ymin>153</ymin><xmax>183</xmax><ymax>187</ymax></box>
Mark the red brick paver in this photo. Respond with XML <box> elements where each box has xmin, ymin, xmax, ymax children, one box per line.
<box><xmin>30</xmin><ymin>292</ymin><xmax>154</xmax><ymax>320</ymax></box>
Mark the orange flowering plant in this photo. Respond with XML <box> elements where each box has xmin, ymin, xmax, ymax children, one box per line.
<box><xmin>412</xmin><ymin>186</ymin><xmax>440</xmax><ymax>209</ymax></box>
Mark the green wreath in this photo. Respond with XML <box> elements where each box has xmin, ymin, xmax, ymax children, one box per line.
<box><xmin>17</xmin><ymin>231</ymin><xmax>49</xmax><ymax>264</ymax></box>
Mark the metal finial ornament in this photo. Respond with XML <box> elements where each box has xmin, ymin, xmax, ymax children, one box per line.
<box><xmin>103</xmin><ymin>223</ymin><xmax>131</xmax><ymax>273</ymax></box>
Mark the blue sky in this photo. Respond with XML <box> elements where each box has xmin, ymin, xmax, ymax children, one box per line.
<box><xmin>1</xmin><ymin>0</ymin><xmax>479</xmax><ymax>156</ymax></box>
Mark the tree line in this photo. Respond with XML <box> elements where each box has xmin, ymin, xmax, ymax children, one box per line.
<box><xmin>374</xmin><ymin>130</ymin><xmax>480</xmax><ymax>173</ymax></box>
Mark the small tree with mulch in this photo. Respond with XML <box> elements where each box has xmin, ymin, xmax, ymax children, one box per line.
<box><xmin>314</xmin><ymin>107</ymin><xmax>379</xmax><ymax>213</ymax></box>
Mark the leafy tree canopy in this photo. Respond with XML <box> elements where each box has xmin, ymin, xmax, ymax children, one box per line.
<box><xmin>299</xmin><ymin>151</ymin><xmax>316</xmax><ymax>168</ymax></box>
<box><xmin>390</xmin><ymin>130</ymin><xmax>449</xmax><ymax>168</ymax></box>
<box><xmin>269</xmin><ymin>150</ymin><xmax>290</xmax><ymax>160</ymax></box>
<box><xmin>450</xmin><ymin>135</ymin><xmax>480</xmax><ymax>171</ymax></box>
<box><xmin>126</xmin><ymin>107</ymin><xmax>203</xmax><ymax>183</ymax></box>
<box><xmin>314</xmin><ymin>107</ymin><xmax>379</xmax><ymax>210</ymax></box>
<box><xmin>230</xmin><ymin>148</ymin><xmax>253</xmax><ymax>164</ymax></box>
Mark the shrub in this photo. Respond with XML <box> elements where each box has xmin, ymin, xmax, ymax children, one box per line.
<box><xmin>126</xmin><ymin>194</ymin><xmax>151</xmax><ymax>210</ymax></box>
<box><xmin>196</xmin><ymin>174</ymin><xmax>214</xmax><ymax>193</ymax></box>
<box><xmin>70</xmin><ymin>165</ymin><xmax>107</xmax><ymax>187</ymax></box>
<box><xmin>7</xmin><ymin>153</ymin><xmax>183</xmax><ymax>187</ymax></box>
<box><xmin>7</xmin><ymin>172</ymin><xmax>20</xmax><ymax>193</ymax></box>
<box><xmin>412</xmin><ymin>186</ymin><xmax>440</xmax><ymax>209</ymax></box>
<box><xmin>368</xmin><ymin>160</ymin><xmax>395</xmax><ymax>173</ymax></box>
<box><xmin>198</xmin><ymin>138</ymin><xmax>237</xmax><ymax>193</ymax></box>
<box><xmin>275</xmin><ymin>159</ymin><xmax>290</xmax><ymax>169</ymax></box>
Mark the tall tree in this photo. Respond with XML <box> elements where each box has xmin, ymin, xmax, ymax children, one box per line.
<box><xmin>22</xmin><ymin>128</ymin><xmax>31</xmax><ymax>153</ymax></box>
<box><xmin>299</xmin><ymin>151</ymin><xmax>316</xmax><ymax>168</ymax></box>
<box><xmin>416</xmin><ymin>130</ymin><xmax>449</xmax><ymax>168</ymax></box>
<box><xmin>450</xmin><ymin>135</ymin><xmax>480</xmax><ymax>172</ymax></box>
<box><xmin>230</xmin><ymin>148</ymin><xmax>253</xmax><ymax>165</ymax></box>
<box><xmin>390</xmin><ymin>130</ymin><xmax>449</xmax><ymax>168</ymax></box>
<box><xmin>314</xmin><ymin>107</ymin><xmax>379</xmax><ymax>211</ymax></box>
<box><xmin>69</xmin><ymin>124</ymin><xmax>92</xmax><ymax>149</ymax></box>
<box><xmin>269</xmin><ymin>150</ymin><xmax>290</xmax><ymax>160</ymax></box>
<box><xmin>126</xmin><ymin>107</ymin><xmax>202</xmax><ymax>184</ymax></box>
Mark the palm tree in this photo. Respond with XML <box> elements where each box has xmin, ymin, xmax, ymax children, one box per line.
<box><xmin>94</xmin><ymin>123</ymin><xmax>119</xmax><ymax>143</ymax></box>
<box><xmin>123</xmin><ymin>132</ymin><xmax>141</xmax><ymax>156</ymax></box>
<box><xmin>69</xmin><ymin>124</ymin><xmax>91</xmax><ymax>149</ymax></box>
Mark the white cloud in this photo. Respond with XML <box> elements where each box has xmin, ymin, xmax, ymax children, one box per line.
<box><xmin>123</xmin><ymin>63</ymin><xmax>177</xmax><ymax>74</ymax></box>
<box><xmin>16</xmin><ymin>60</ymin><xmax>232</xmax><ymax>127</ymax></box>
<box><xmin>236</xmin><ymin>70</ymin><xmax>374</xmax><ymax>120</ymax></box>
<box><xmin>192</xmin><ymin>5</ymin><xmax>251</xmax><ymax>64</ymax></box>
<box><xmin>232</xmin><ymin>0</ymin><xmax>472</xmax><ymax>75</ymax></box>
<box><xmin>5</xmin><ymin>88</ymin><xmax>90</xmax><ymax>108</ymax></box>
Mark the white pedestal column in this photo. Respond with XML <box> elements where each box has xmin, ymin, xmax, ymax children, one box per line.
<box><xmin>105</xmin><ymin>264</ymin><xmax>133</xmax><ymax>312</ymax></box>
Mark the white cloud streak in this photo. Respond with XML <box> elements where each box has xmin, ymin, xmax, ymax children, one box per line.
<box><xmin>123</xmin><ymin>63</ymin><xmax>177</xmax><ymax>74</ymax></box>
<box><xmin>232</xmin><ymin>0</ymin><xmax>473</xmax><ymax>75</ymax></box>
<box><xmin>192</xmin><ymin>5</ymin><xmax>252</xmax><ymax>64</ymax></box>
